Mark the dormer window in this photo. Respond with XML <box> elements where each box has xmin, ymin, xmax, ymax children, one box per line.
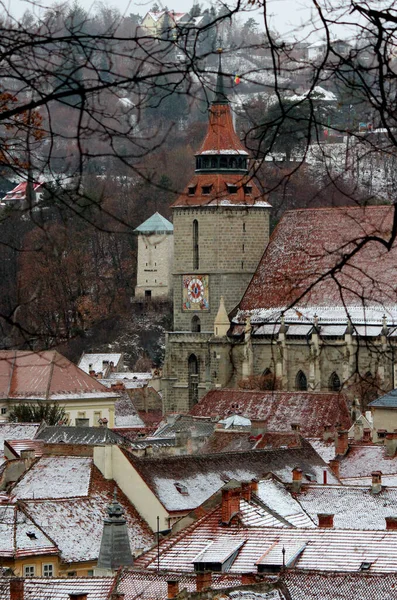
<box><xmin>174</xmin><ymin>482</ymin><xmax>188</xmax><ymax>495</ymax></box>
<box><xmin>226</xmin><ymin>184</ymin><xmax>238</xmax><ymax>194</ymax></box>
<box><xmin>188</xmin><ymin>185</ymin><xmax>197</xmax><ymax>196</ymax></box>
<box><xmin>202</xmin><ymin>185</ymin><xmax>212</xmax><ymax>195</ymax></box>
<box><xmin>243</xmin><ymin>184</ymin><xmax>252</xmax><ymax>195</ymax></box>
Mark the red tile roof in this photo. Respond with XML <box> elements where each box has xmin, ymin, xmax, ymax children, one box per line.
<box><xmin>0</xmin><ymin>577</ymin><xmax>116</xmax><ymax>600</ymax></box>
<box><xmin>239</xmin><ymin>205</ymin><xmax>397</xmax><ymax>311</ymax></box>
<box><xmin>189</xmin><ymin>389</ymin><xmax>351</xmax><ymax>437</ymax></box>
<box><xmin>172</xmin><ymin>173</ymin><xmax>268</xmax><ymax>208</ymax></box>
<box><xmin>199</xmin><ymin>104</ymin><xmax>247</xmax><ymax>155</ymax></box>
<box><xmin>4</xmin><ymin>439</ymin><xmax>44</xmax><ymax>458</ymax></box>
<box><xmin>0</xmin><ymin>350</ymin><xmax>113</xmax><ymax>399</ymax></box>
<box><xmin>283</xmin><ymin>571</ymin><xmax>397</xmax><ymax>600</ymax></box>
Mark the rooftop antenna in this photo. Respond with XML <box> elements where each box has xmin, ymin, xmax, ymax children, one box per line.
<box><xmin>157</xmin><ymin>515</ymin><xmax>160</xmax><ymax>573</ymax></box>
<box><xmin>282</xmin><ymin>546</ymin><xmax>286</xmax><ymax>571</ymax></box>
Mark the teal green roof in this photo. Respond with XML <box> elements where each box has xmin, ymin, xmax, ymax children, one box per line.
<box><xmin>134</xmin><ymin>212</ymin><xmax>173</xmax><ymax>234</ymax></box>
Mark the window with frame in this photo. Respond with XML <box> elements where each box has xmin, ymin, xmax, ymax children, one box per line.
<box><xmin>1</xmin><ymin>407</ymin><xmax>6</xmax><ymax>414</ymax></box>
<box><xmin>24</xmin><ymin>565</ymin><xmax>35</xmax><ymax>577</ymax></box>
<box><xmin>43</xmin><ymin>564</ymin><xmax>54</xmax><ymax>577</ymax></box>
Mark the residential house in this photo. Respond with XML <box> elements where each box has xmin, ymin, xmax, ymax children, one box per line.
<box><xmin>78</xmin><ymin>353</ymin><xmax>124</xmax><ymax>379</ymax></box>
<box><xmin>0</xmin><ymin>350</ymin><xmax>120</xmax><ymax>427</ymax></box>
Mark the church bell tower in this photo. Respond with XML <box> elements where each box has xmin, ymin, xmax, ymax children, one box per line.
<box><xmin>163</xmin><ymin>50</ymin><xmax>271</xmax><ymax>411</ymax></box>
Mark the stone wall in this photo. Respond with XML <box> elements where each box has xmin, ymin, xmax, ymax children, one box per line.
<box><xmin>135</xmin><ymin>231</ymin><xmax>174</xmax><ymax>299</ymax></box>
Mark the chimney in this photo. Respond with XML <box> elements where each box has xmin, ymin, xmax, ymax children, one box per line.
<box><xmin>167</xmin><ymin>580</ymin><xmax>179</xmax><ymax>599</ymax></box>
<box><xmin>250</xmin><ymin>478</ymin><xmax>259</xmax><ymax>493</ymax></box>
<box><xmin>335</xmin><ymin>430</ymin><xmax>349</xmax><ymax>456</ymax></box>
<box><xmin>322</xmin><ymin>424</ymin><xmax>334</xmax><ymax>442</ymax></box>
<box><xmin>69</xmin><ymin>595</ymin><xmax>88</xmax><ymax>600</ymax></box>
<box><xmin>318</xmin><ymin>513</ymin><xmax>334</xmax><ymax>528</ymax></box>
<box><xmin>329</xmin><ymin>459</ymin><xmax>340</xmax><ymax>479</ymax></box>
<box><xmin>290</xmin><ymin>423</ymin><xmax>300</xmax><ymax>432</ymax></box>
<box><xmin>386</xmin><ymin>517</ymin><xmax>397</xmax><ymax>530</ymax></box>
<box><xmin>241</xmin><ymin>481</ymin><xmax>251</xmax><ymax>502</ymax></box>
<box><xmin>363</xmin><ymin>428</ymin><xmax>372</xmax><ymax>442</ymax></box>
<box><xmin>323</xmin><ymin>470</ymin><xmax>327</xmax><ymax>485</ymax></box>
<box><xmin>371</xmin><ymin>471</ymin><xmax>382</xmax><ymax>494</ymax></box>
<box><xmin>241</xmin><ymin>574</ymin><xmax>257</xmax><ymax>585</ymax></box>
<box><xmin>20</xmin><ymin>449</ymin><xmax>35</xmax><ymax>462</ymax></box>
<box><xmin>10</xmin><ymin>579</ymin><xmax>24</xmax><ymax>600</ymax></box>
<box><xmin>291</xmin><ymin>467</ymin><xmax>302</xmax><ymax>494</ymax></box>
<box><xmin>221</xmin><ymin>486</ymin><xmax>241</xmax><ymax>524</ymax></box>
<box><xmin>385</xmin><ymin>433</ymin><xmax>397</xmax><ymax>457</ymax></box>
<box><xmin>196</xmin><ymin>572</ymin><xmax>212</xmax><ymax>592</ymax></box>
<box><xmin>353</xmin><ymin>421</ymin><xmax>363</xmax><ymax>442</ymax></box>
<box><xmin>89</xmin><ymin>369</ymin><xmax>96</xmax><ymax>378</ymax></box>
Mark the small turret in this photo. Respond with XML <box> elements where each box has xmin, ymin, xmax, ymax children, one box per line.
<box><xmin>96</xmin><ymin>489</ymin><xmax>133</xmax><ymax>574</ymax></box>
<box><xmin>214</xmin><ymin>296</ymin><xmax>230</xmax><ymax>337</ymax></box>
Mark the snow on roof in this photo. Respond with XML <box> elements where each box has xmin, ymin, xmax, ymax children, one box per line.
<box><xmin>115</xmin><ymin>393</ymin><xmax>145</xmax><ymax>428</ymax></box>
<box><xmin>219</xmin><ymin>414</ymin><xmax>252</xmax><ymax>429</ymax></box>
<box><xmin>78</xmin><ymin>353</ymin><xmax>123</xmax><ymax>375</ymax></box>
<box><xmin>0</xmin><ymin>504</ymin><xmax>58</xmax><ymax>558</ymax></box>
<box><xmin>11</xmin><ymin>456</ymin><xmax>92</xmax><ymax>500</ymax></box>
<box><xmin>298</xmin><ymin>484</ymin><xmax>397</xmax><ymax>530</ymax></box>
<box><xmin>193</xmin><ymin>538</ymin><xmax>245</xmax><ymax>564</ymax></box>
<box><xmin>339</xmin><ymin>445</ymin><xmax>397</xmax><ymax>479</ymax></box>
<box><xmin>123</xmin><ymin>442</ymin><xmax>338</xmax><ymax>512</ymax></box>
<box><xmin>255</xmin><ymin>478</ymin><xmax>315</xmax><ymax>528</ymax></box>
<box><xmin>134</xmin><ymin>212</ymin><xmax>173</xmax><ymax>234</ymax></box>
<box><xmin>289</xmin><ymin>85</ymin><xmax>337</xmax><ymax>102</ymax></box>
<box><xmin>135</xmin><ymin>505</ymin><xmax>397</xmax><ymax>573</ymax></box>
<box><xmin>283</xmin><ymin>571</ymin><xmax>397</xmax><ymax>600</ymax></box>
<box><xmin>35</xmin><ymin>425</ymin><xmax>124</xmax><ymax>445</ymax></box>
<box><xmin>239</xmin><ymin>206</ymin><xmax>397</xmax><ymax>315</ymax></box>
<box><xmin>307</xmin><ymin>438</ymin><xmax>336</xmax><ymax>463</ymax></box>
<box><xmin>0</xmin><ymin>423</ymin><xmax>40</xmax><ymax>461</ymax></box>
<box><xmin>0</xmin><ymin>578</ymin><xmax>116</xmax><ymax>600</ymax></box>
<box><xmin>190</xmin><ymin>390</ymin><xmax>351</xmax><ymax>438</ymax></box>
<box><xmin>24</xmin><ymin>493</ymin><xmax>153</xmax><ymax>563</ymax></box>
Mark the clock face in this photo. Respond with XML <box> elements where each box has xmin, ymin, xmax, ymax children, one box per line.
<box><xmin>182</xmin><ymin>275</ymin><xmax>209</xmax><ymax>311</ymax></box>
<box><xmin>187</xmin><ymin>278</ymin><xmax>205</xmax><ymax>303</ymax></box>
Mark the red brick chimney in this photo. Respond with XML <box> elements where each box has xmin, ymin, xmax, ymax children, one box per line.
<box><xmin>69</xmin><ymin>595</ymin><xmax>88</xmax><ymax>600</ymax></box>
<box><xmin>335</xmin><ymin>430</ymin><xmax>349</xmax><ymax>456</ymax></box>
<box><xmin>329</xmin><ymin>459</ymin><xmax>340</xmax><ymax>479</ymax></box>
<box><xmin>167</xmin><ymin>580</ymin><xmax>179</xmax><ymax>599</ymax></box>
<box><xmin>241</xmin><ymin>482</ymin><xmax>251</xmax><ymax>502</ymax></box>
<box><xmin>221</xmin><ymin>486</ymin><xmax>241</xmax><ymax>524</ymax></box>
<box><xmin>386</xmin><ymin>517</ymin><xmax>397</xmax><ymax>530</ymax></box>
<box><xmin>318</xmin><ymin>513</ymin><xmax>334</xmax><ymax>528</ymax></box>
<box><xmin>196</xmin><ymin>572</ymin><xmax>212</xmax><ymax>592</ymax></box>
<box><xmin>291</xmin><ymin>467</ymin><xmax>302</xmax><ymax>493</ymax></box>
<box><xmin>250</xmin><ymin>478</ymin><xmax>259</xmax><ymax>493</ymax></box>
<box><xmin>10</xmin><ymin>579</ymin><xmax>24</xmax><ymax>600</ymax></box>
<box><xmin>290</xmin><ymin>423</ymin><xmax>300</xmax><ymax>432</ymax></box>
<box><xmin>241</xmin><ymin>574</ymin><xmax>258</xmax><ymax>585</ymax></box>
<box><xmin>371</xmin><ymin>471</ymin><xmax>382</xmax><ymax>494</ymax></box>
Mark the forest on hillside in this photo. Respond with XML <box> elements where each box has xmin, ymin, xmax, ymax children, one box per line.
<box><xmin>0</xmin><ymin>0</ymin><xmax>395</xmax><ymax>365</ymax></box>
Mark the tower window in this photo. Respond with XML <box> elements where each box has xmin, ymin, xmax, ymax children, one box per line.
<box><xmin>243</xmin><ymin>223</ymin><xmax>246</xmax><ymax>232</ymax></box>
<box><xmin>191</xmin><ymin>315</ymin><xmax>201</xmax><ymax>332</ymax></box>
<box><xmin>188</xmin><ymin>185</ymin><xmax>197</xmax><ymax>196</ymax></box>
<box><xmin>296</xmin><ymin>370</ymin><xmax>308</xmax><ymax>391</ymax></box>
<box><xmin>193</xmin><ymin>219</ymin><xmax>199</xmax><ymax>269</ymax></box>
<box><xmin>202</xmin><ymin>185</ymin><xmax>212</xmax><ymax>195</ymax></box>
<box><xmin>329</xmin><ymin>372</ymin><xmax>341</xmax><ymax>391</ymax></box>
<box><xmin>243</xmin><ymin>184</ymin><xmax>253</xmax><ymax>195</ymax></box>
<box><xmin>226</xmin><ymin>183</ymin><xmax>238</xmax><ymax>194</ymax></box>
<box><xmin>242</xmin><ymin>243</ymin><xmax>245</xmax><ymax>253</ymax></box>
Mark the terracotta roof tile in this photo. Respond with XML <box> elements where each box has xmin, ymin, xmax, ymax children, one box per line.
<box><xmin>239</xmin><ymin>205</ymin><xmax>397</xmax><ymax>312</ymax></box>
<box><xmin>189</xmin><ymin>389</ymin><xmax>351</xmax><ymax>437</ymax></box>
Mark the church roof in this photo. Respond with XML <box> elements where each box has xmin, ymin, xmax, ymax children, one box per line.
<box><xmin>198</xmin><ymin>103</ymin><xmax>248</xmax><ymax>156</ymax></box>
<box><xmin>134</xmin><ymin>212</ymin><xmax>173</xmax><ymax>234</ymax></box>
<box><xmin>238</xmin><ymin>205</ymin><xmax>397</xmax><ymax>315</ymax></box>
<box><xmin>189</xmin><ymin>389</ymin><xmax>351</xmax><ymax>437</ymax></box>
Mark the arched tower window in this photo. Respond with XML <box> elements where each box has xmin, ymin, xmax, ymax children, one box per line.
<box><xmin>262</xmin><ymin>368</ymin><xmax>275</xmax><ymax>390</ymax></box>
<box><xmin>191</xmin><ymin>316</ymin><xmax>201</xmax><ymax>333</ymax></box>
<box><xmin>296</xmin><ymin>370</ymin><xmax>308</xmax><ymax>391</ymax></box>
<box><xmin>188</xmin><ymin>354</ymin><xmax>199</xmax><ymax>407</ymax></box>
<box><xmin>193</xmin><ymin>220</ymin><xmax>199</xmax><ymax>270</ymax></box>
<box><xmin>329</xmin><ymin>371</ymin><xmax>341</xmax><ymax>391</ymax></box>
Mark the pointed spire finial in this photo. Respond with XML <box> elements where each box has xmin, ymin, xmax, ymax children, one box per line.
<box><xmin>214</xmin><ymin>46</ymin><xmax>229</xmax><ymax>105</ymax></box>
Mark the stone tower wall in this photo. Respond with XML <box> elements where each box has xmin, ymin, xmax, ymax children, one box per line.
<box><xmin>172</xmin><ymin>206</ymin><xmax>269</xmax><ymax>332</ymax></box>
<box><xmin>135</xmin><ymin>232</ymin><xmax>174</xmax><ymax>299</ymax></box>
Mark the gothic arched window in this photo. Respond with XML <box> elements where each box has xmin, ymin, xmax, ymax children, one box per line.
<box><xmin>329</xmin><ymin>371</ymin><xmax>341</xmax><ymax>391</ymax></box>
<box><xmin>296</xmin><ymin>370</ymin><xmax>308</xmax><ymax>391</ymax></box>
<box><xmin>193</xmin><ymin>220</ymin><xmax>199</xmax><ymax>269</ymax></box>
<box><xmin>191</xmin><ymin>316</ymin><xmax>201</xmax><ymax>333</ymax></box>
<box><xmin>188</xmin><ymin>354</ymin><xmax>199</xmax><ymax>407</ymax></box>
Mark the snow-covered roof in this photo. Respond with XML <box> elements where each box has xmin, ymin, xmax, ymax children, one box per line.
<box><xmin>78</xmin><ymin>352</ymin><xmax>123</xmax><ymax>375</ymax></box>
<box><xmin>0</xmin><ymin>504</ymin><xmax>58</xmax><ymax>558</ymax></box>
<box><xmin>0</xmin><ymin>578</ymin><xmax>116</xmax><ymax>600</ymax></box>
<box><xmin>219</xmin><ymin>414</ymin><xmax>252</xmax><ymax>429</ymax></box>
<box><xmin>11</xmin><ymin>456</ymin><xmax>92</xmax><ymax>499</ymax></box>
<box><xmin>0</xmin><ymin>423</ymin><xmax>40</xmax><ymax>462</ymax></box>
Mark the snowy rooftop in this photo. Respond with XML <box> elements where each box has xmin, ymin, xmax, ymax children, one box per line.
<box><xmin>11</xmin><ymin>456</ymin><xmax>92</xmax><ymax>499</ymax></box>
<box><xmin>0</xmin><ymin>504</ymin><xmax>58</xmax><ymax>558</ymax></box>
<box><xmin>78</xmin><ymin>353</ymin><xmax>123</xmax><ymax>375</ymax></box>
<box><xmin>134</xmin><ymin>212</ymin><xmax>173</xmax><ymax>234</ymax></box>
